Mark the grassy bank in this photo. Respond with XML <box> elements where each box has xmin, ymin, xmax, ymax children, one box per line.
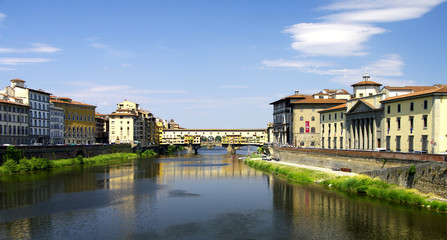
<box><xmin>244</xmin><ymin>157</ymin><xmax>447</xmax><ymax>213</ymax></box>
<box><xmin>0</xmin><ymin>152</ymin><xmax>140</xmax><ymax>175</ymax></box>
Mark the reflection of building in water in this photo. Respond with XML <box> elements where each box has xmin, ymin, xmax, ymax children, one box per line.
<box><xmin>155</xmin><ymin>157</ymin><xmax>264</xmax><ymax>184</ymax></box>
<box><xmin>271</xmin><ymin>178</ymin><xmax>447</xmax><ymax>239</ymax></box>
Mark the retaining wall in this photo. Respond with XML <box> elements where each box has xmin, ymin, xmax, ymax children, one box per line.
<box><xmin>0</xmin><ymin>144</ymin><xmax>132</xmax><ymax>163</ymax></box>
<box><xmin>269</xmin><ymin>146</ymin><xmax>447</xmax><ymax>198</ymax></box>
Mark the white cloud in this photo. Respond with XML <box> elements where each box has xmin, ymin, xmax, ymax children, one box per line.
<box><xmin>0</xmin><ymin>43</ymin><xmax>62</xmax><ymax>54</ymax></box>
<box><xmin>283</xmin><ymin>0</ymin><xmax>445</xmax><ymax>57</ymax></box>
<box><xmin>0</xmin><ymin>13</ymin><xmax>6</xmax><ymax>21</ymax></box>
<box><xmin>262</xmin><ymin>59</ymin><xmax>332</xmax><ymax>69</ymax></box>
<box><xmin>0</xmin><ymin>67</ymin><xmax>16</xmax><ymax>71</ymax></box>
<box><xmin>0</xmin><ymin>58</ymin><xmax>53</xmax><ymax>65</ymax></box>
<box><xmin>284</xmin><ymin>22</ymin><xmax>385</xmax><ymax>56</ymax></box>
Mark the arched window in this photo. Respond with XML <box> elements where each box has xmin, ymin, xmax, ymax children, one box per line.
<box><xmin>300</xmin><ymin>127</ymin><xmax>304</xmax><ymax>133</ymax></box>
<box><xmin>300</xmin><ymin>116</ymin><xmax>304</xmax><ymax>121</ymax></box>
<box><xmin>300</xmin><ymin>142</ymin><xmax>305</xmax><ymax>146</ymax></box>
<box><xmin>311</xmin><ymin>116</ymin><xmax>315</xmax><ymax>121</ymax></box>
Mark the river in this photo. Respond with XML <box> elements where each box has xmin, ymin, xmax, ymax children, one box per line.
<box><xmin>1</xmin><ymin>147</ymin><xmax>447</xmax><ymax>239</ymax></box>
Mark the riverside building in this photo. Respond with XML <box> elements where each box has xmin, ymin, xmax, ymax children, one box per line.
<box><xmin>317</xmin><ymin>74</ymin><xmax>447</xmax><ymax>154</ymax></box>
<box><xmin>0</xmin><ymin>99</ymin><xmax>29</xmax><ymax>145</ymax></box>
<box><xmin>50</xmin><ymin>96</ymin><xmax>96</xmax><ymax>144</ymax></box>
<box><xmin>108</xmin><ymin>100</ymin><xmax>153</xmax><ymax>146</ymax></box>
<box><xmin>1</xmin><ymin>79</ymin><xmax>51</xmax><ymax>145</ymax></box>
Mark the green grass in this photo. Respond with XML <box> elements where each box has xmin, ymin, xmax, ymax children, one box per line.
<box><xmin>244</xmin><ymin>158</ymin><xmax>335</xmax><ymax>183</ymax></box>
<box><xmin>244</xmin><ymin>157</ymin><xmax>447</xmax><ymax>213</ymax></box>
<box><xmin>0</xmin><ymin>153</ymin><xmax>139</xmax><ymax>175</ymax></box>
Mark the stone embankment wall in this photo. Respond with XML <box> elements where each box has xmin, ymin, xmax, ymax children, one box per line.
<box><xmin>363</xmin><ymin>163</ymin><xmax>447</xmax><ymax>198</ymax></box>
<box><xmin>268</xmin><ymin>146</ymin><xmax>447</xmax><ymax>198</ymax></box>
<box><xmin>0</xmin><ymin>144</ymin><xmax>132</xmax><ymax>163</ymax></box>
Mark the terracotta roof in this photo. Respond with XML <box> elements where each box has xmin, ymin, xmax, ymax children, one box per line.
<box><xmin>318</xmin><ymin>103</ymin><xmax>347</xmax><ymax>113</ymax></box>
<box><xmin>351</xmin><ymin>80</ymin><xmax>382</xmax><ymax>87</ymax></box>
<box><xmin>381</xmin><ymin>87</ymin><xmax>447</xmax><ymax>102</ymax></box>
<box><xmin>383</xmin><ymin>86</ymin><xmax>437</xmax><ymax>92</ymax></box>
<box><xmin>334</xmin><ymin>89</ymin><xmax>350</xmax><ymax>94</ymax></box>
<box><xmin>291</xmin><ymin>97</ymin><xmax>347</xmax><ymax>104</ymax></box>
<box><xmin>269</xmin><ymin>94</ymin><xmax>308</xmax><ymax>105</ymax></box>
<box><xmin>0</xmin><ymin>100</ymin><xmax>29</xmax><ymax>107</ymax></box>
<box><xmin>50</xmin><ymin>98</ymin><xmax>96</xmax><ymax>107</ymax></box>
<box><xmin>14</xmin><ymin>85</ymin><xmax>51</xmax><ymax>94</ymax></box>
<box><xmin>11</xmin><ymin>78</ymin><xmax>25</xmax><ymax>82</ymax></box>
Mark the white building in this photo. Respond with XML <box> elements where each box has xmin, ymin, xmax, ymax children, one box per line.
<box><xmin>50</xmin><ymin>103</ymin><xmax>64</xmax><ymax>144</ymax></box>
<box><xmin>1</xmin><ymin>79</ymin><xmax>51</xmax><ymax>144</ymax></box>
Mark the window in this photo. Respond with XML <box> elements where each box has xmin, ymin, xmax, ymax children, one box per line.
<box><xmin>423</xmin><ymin>115</ymin><xmax>428</xmax><ymax>129</ymax></box>
<box><xmin>300</xmin><ymin>116</ymin><xmax>304</xmax><ymax>121</ymax></box>
<box><xmin>300</xmin><ymin>127</ymin><xmax>304</xmax><ymax>133</ymax></box>
<box><xmin>359</xmin><ymin>93</ymin><xmax>364</xmax><ymax>97</ymax></box>
<box><xmin>335</xmin><ymin>113</ymin><xmax>337</xmax><ymax>120</ymax></box>
<box><xmin>424</xmin><ymin>100</ymin><xmax>428</xmax><ymax>109</ymax></box>
<box><xmin>386</xmin><ymin>118</ymin><xmax>390</xmax><ymax>132</ymax></box>
<box><xmin>341</xmin><ymin>112</ymin><xmax>344</xmax><ymax>119</ymax></box>
<box><xmin>329</xmin><ymin>114</ymin><xmax>331</xmax><ymax>120</ymax></box>
<box><xmin>397</xmin><ymin>104</ymin><xmax>401</xmax><ymax>112</ymax></box>
<box><xmin>311</xmin><ymin>127</ymin><xmax>315</xmax><ymax>133</ymax></box>
<box><xmin>397</xmin><ymin>117</ymin><xmax>401</xmax><ymax>130</ymax></box>
<box><xmin>409</xmin><ymin>116</ymin><xmax>414</xmax><ymax>131</ymax></box>
<box><xmin>410</xmin><ymin>102</ymin><xmax>414</xmax><ymax>111</ymax></box>
<box><xmin>387</xmin><ymin>105</ymin><xmax>390</xmax><ymax>114</ymax></box>
<box><xmin>396</xmin><ymin>136</ymin><xmax>401</xmax><ymax>152</ymax></box>
<box><xmin>311</xmin><ymin>116</ymin><xmax>315</xmax><ymax>121</ymax></box>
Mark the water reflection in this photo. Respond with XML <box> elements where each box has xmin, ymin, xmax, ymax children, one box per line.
<box><xmin>271</xmin><ymin>178</ymin><xmax>447</xmax><ymax>239</ymax></box>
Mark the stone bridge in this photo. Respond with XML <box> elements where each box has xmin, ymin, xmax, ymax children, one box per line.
<box><xmin>161</xmin><ymin>128</ymin><xmax>266</xmax><ymax>154</ymax></box>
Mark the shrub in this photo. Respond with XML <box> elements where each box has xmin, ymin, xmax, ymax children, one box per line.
<box><xmin>409</xmin><ymin>165</ymin><xmax>416</xmax><ymax>174</ymax></box>
<box><xmin>2</xmin><ymin>159</ymin><xmax>19</xmax><ymax>173</ymax></box>
<box><xmin>29</xmin><ymin>157</ymin><xmax>52</xmax><ymax>170</ymax></box>
<box><xmin>4</xmin><ymin>146</ymin><xmax>23</xmax><ymax>163</ymax></box>
<box><xmin>141</xmin><ymin>149</ymin><xmax>158</xmax><ymax>158</ymax></box>
<box><xmin>19</xmin><ymin>158</ymin><xmax>32</xmax><ymax>172</ymax></box>
<box><xmin>76</xmin><ymin>155</ymin><xmax>84</xmax><ymax>164</ymax></box>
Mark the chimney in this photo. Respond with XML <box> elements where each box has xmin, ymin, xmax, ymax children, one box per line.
<box><xmin>295</xmin><ymin>90</ymin><xmax>299</xmax><ymax>95</ymax></box>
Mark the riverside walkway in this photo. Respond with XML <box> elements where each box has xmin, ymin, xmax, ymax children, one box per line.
<box><xmin>250</xmin><ymin>158</ymin><xmax>358</xmax><ymax>177</ymax></box>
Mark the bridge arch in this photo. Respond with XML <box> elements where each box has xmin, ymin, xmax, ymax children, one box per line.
<box><xmin>215</xmin><ymin>136</ymin><xmax>222</xmax><ymax>142</ymax></box>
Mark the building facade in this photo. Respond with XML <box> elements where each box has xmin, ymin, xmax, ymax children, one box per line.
<box><xmin>2</xmin><ymin>79</ymin><xmax>51</xmax><ymax>144</ymax></box>
<box><xmin>0</xmin><ymin>100</ymin><xmax>29</xmax><ymax>145</ymax></box>
<box><xmin>319</xmin><ymin>104</ymin><xmax>347</xmax><ymax>149</ymax></box>
<box><xmin>51</xmin><ymin>96</ymin><xmax>96</xmax><ymax>144</ymax></box>
<box><xmin>108</xmin><ymin>100</ymin><xmax>152</xmax><ymax>146</ymax></box>
<box><xmin>50</xmin><ymin>103</ymin><xmax>64</xmax><ymax>144</ymax></box>
<box><xmin>381</xmin><ymin>87</ymin><xmax>447</xmax><ymax>154</ymax></box>
<box><xmin>95</xmin><ymin>113</ymin><xmax>109</xmax><ymax>144</ymax></box>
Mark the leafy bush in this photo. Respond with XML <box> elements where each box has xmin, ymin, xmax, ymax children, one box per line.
<box><xmin>4</xmin><ymin>146</ymin><xmax>23</xmax><ymax>163</ymax></box>
<box><xmin>29</xmin><ymin>157</ymin><xmax>52</xmax><ymax>170</ymax></box>
<box><xmin>19</xmin><ymin>158</ymin><xmax>32</xmax><ymax>172</ymax></box>
<box><xmin>2</xmin><ymin>159</ymin><xmax>19</xmax><ymax>173</ymax></box>
<box><xmin>141</xmin><ymin>149</ymin><xmax>158</xmax><ymax>158</ymax></box>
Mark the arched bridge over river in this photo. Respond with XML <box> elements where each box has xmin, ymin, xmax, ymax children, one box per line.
<box><xmin>162</xmin><ymin>129</ymin><xmax>267</xmax><ymax>154</ymax></box>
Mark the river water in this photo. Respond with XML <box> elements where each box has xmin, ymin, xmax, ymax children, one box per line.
<box><xmin>1</xmin><ymin>147</ymin><xmax>447</xmax><ymax>239</ymax></box>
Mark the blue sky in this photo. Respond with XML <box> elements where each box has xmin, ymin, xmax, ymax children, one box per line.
<box><xmin>1</xmin><ymin>0</ymin><xmax>446</xmax><ymax>129</ymax></box>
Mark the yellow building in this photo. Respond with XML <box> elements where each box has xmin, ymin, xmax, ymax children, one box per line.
<box><xmin>319</xmin><ymin>104</ymin><xmax>347</xmax><ymax>149</ymax></box>
<box><xmin>381</xmin><ymin>87</ymin><xmax>447</xmax><ymax>154</ymax></box>
<box><xmin>50</xmin><ymin>96</ymin><xmax>96</xmax><ymax>144</ymax></box>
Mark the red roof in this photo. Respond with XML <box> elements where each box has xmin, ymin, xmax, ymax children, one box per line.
<box><xmin>318</xmin><ymin>103</ymin><xmax>347</xmax><ymax>113</ymax></box>
<box><xmin>381</xmin><ymin>87</ymin><xmax>447</xmax><ymax>103</ymax></box>
<box><xmin>351</xmin><ymin>80</ymin><xmax>382</xmax><ymax>87</ymax></box>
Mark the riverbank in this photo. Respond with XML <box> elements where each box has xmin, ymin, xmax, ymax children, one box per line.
<box><xmin>0</xmin><ymin>152</ymin><xmax>140</xmax><ymax>175</ymax></box>
<box><xmin>244</xmin><ymin>156</ymin><xmax>447</xmax><ymax>213</ymax></box>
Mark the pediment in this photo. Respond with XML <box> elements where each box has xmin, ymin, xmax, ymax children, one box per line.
<box><xmin>347</xmin><ymin>100</ymin><xmax>376</xmax><ymax>114</ymax></box>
